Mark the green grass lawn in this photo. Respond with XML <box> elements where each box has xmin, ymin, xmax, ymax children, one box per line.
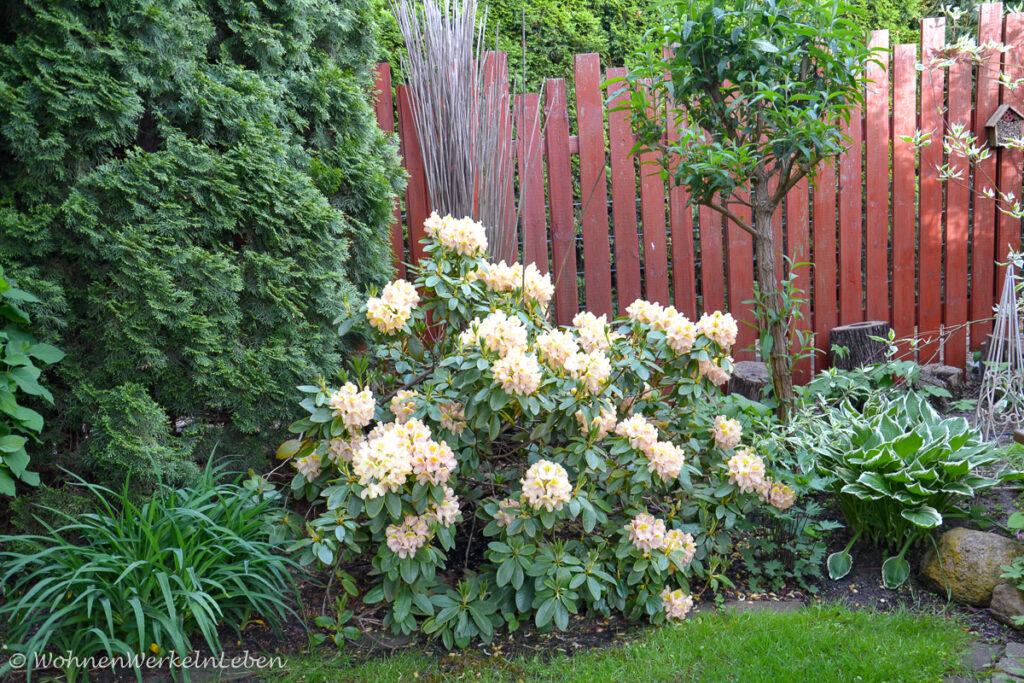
<box><xmin>266</xmin><ymin>603</ymin><xmax>972</xmax><ymax>682</ymax></box>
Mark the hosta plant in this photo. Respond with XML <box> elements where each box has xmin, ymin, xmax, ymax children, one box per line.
<box><xmin>275</xmin><ymin>214</ymin><xmax>797</xmax><ymax>647</ymax></box>
<box><xmin>820</xmin><ymin>392</ymin><xmax>1009</xmax><ymax>588</ymax></box>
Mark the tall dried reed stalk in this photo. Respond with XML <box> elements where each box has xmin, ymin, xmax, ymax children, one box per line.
<box><xmin>392</xmin><ymin>0</ymin><xmax>530</xmax><ymax>261</ymax></box>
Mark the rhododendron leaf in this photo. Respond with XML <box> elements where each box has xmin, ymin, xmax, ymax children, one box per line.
<box><xmin>364</xmin><ymin>496</ymin><xmax>384</xmax><ymax>518</ymax></box>
<box><xmin>535</xmin><ymin>598</ymin><xmax>556</xmax><ymax>628</ymax></box>
<box><xmin>400</xmin><ymin>560</ymin><xmax>419</xmax><ymax>585</ymax></box>
<box><xmin>384</xmin><ymin>492</ymin><xmax>402</xmax><ymax>520</ymax></box>
<box><xmin>413</xmin><ymin>592</ymin><xmax>434</xmax><ymax>616</ymax></box>
<box><xmin>496</xmin><ymin>560</ymin><xmax>515</xmax><ymax>586</ymax></box>
<box><xmin>394</xmin><ymin>590</ymin><xmax>412</xmax><ymax>623</ymax></box>
<box><xmin>881</xmin><ymin>555</ymin><xmax>911</xmax><ymax>588</ymax></box>
<box><xmin>827</xmin><ymin>551</ymin><xmax>853</xmax><ymax>580</ymax></box>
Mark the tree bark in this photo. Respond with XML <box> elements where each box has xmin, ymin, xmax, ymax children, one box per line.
<box><xmin>752</xmin><ymin>176</ymin><xmax>794</xmax><ymax>422</ymax></box>
<box><xmin>828</xmin><ymin>321</ymin><xmax>890</xmax><ymax>370</ymax></box>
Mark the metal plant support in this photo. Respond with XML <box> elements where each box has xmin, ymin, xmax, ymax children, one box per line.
<box><xmin>976</xmin><ymin>255</ymin><xmax>1024</xmax><ymax>440</ymax></box>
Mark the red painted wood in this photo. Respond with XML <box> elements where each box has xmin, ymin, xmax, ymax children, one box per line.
<box><xmin>396</xmin><ymin>84</ymin><xmax>430</xmax><ymax>266</ymax></box>
<box><xmin>516</xmin><ymin>94</ymin><xmax>548</xmax><ymax>273</ymax></box>
<box><xmin>838</xmin><ymin>100</ymin><xmax>863</xmax><ymax>325</ymax></box>
<box><xmin>771</xmin><ymin>178</ymin><xmax>784</xmax><ymax>285</ymax></box>
<box><xmin>638</xmin><ymin>80</ymin><xmax>670</xmax><ymax>306</ymax></box>
<box><xmin>946</xmin><ymin>48</ymin><xmax>972</xmax><ymax>370</ymax></box>
<box><xmin>865</xmin><ymin>30</ymin><xmax>890</xmax><ymax>322</ymax></box>
<box><xmin>482</xmin><ymin>52</ymin><xmax>516</xmax><ymax>262</ymax></box>
<box><xmin>605</xmin><ymin>67</ymin><xmax>642</xmax><ymax>307</ymax></box>
<box><xmin>574</xmin><ymin>53</ymin><xmax>614</xmax><ymax>316</ymax></box>
<box><xmin>667</xmin><ymin>107</ymin><xmax>696</xmax><ymax>317</ymax></box>
<box><xmin>998</xmin><ymin>12</ymin><xmax>1024</xmax><ymax>292</ymax></box>
<box><xmin>892</xmin><ymin>44</ymin><xmax>918</xmax><ymax>360</ymax></box>
<box><xmin>813</xmin><ymin>159</ymin><xmax>838</xmax><ymax>371</ymax></box>
<box><xmin>786</xmin><ymin>178</ymin><xmax>811</xmax><ymax>384</ymax></box>
<box><xmin>972</xmin><ymin>3</ymin><xmax>1003</xmax><ymax>349</ymax></box>
<box><xmin>918</xmin><ymin>17</ymin><xmax>946</xmax><ymax>363</ymax></box>
<box><xmin>372</xmin><ymin>63</ymin><xmax>405</xmax><ymax>278</ymax></box>
<box><xmin>699</xmin><ymin>205</ymin><xmax>725</xmax><ymax>315</ymax></box>
<box><xmin>726</xmin><ymin>190</ymin><xmax>756</xmax><ymax>361</ymax></box>
<box><xmin>544</xmin><ymin>79</ymin><xmax>579</xmax><ymax>325</ymax></box>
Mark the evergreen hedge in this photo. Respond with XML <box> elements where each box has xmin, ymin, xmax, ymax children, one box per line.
<box><xmin>0</xmin><ymin>0</ymin><xmax>403</xmax><ymax>490</ymax></box>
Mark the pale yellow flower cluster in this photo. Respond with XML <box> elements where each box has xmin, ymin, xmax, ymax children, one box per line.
<box><xmin>438</xmin><ymin>402</ymin><xmax>466</xmax><ymax>434</ymax></box>
<box><xmin>614</xmin><ymin>413</ymin><xmax>659</xmax><ymax>453</ymax></box>
<box><xmin>366</xmin><ymin>279</ymin><xmax>419</xmax><ymax>334</ymax></box>
<box><xmin>352</xmin><ymin>418</ymin><xmax>457</xmax><ymax>498</ymax></box>
<box><xmin>385</xmin><ymin>514</ymin><xmax>430</xmax><ymax>559</ymax></box>
<box><xmin>423</xmin><ymin>212</ymin><xmax>488</xmax><ymax>257</ymax></box>
<box><xmin>625</xmin><ymin>299</ymin><xmax>697</xmax><ymax>354</ymax></box>
<box><xmin>460</xmin><ymin>310</ymin><xmax>528</xmax><ymax>356</ymax></box>
<box><xmin>492</xmin><ymin>351</ymin><xmax>543</xmax><ymax>395</ymax></box>
<box><xmin>711</xmin><ymin>415</ymin><xmax>742</xmax><ymax>450</ymax></box>
<box><xmin>726</xmin><ymin>448</ymin><xmax>766</xmax><ymax>494</ymax></box>
<box><xmin>660</xmin><ymin>587</ymin><xmax>695</xmax><ymax>621</ymax></box>
<box><xmin>294</xmin><ymin>454</ymin><xmax>322</xmax><ymax>482</ymax></box>
<box><xmin>536</xmin><ymin>329</ymin><xmax>581</xmax><ymax>369</ymax></box>
<box><xmin>663</xmin><ymin>529</ymin><xmax>697</xmax><ymax>566</ymax></box>
<box><xmin>566</xmin><ymin>349</ymin><xmax>612</xmax><ymax>394</ymax></box>
<box><xmin>427</xmin><ymin>485</ymin><xmax>462</xmax><ymax>525</ymax></box>
<box><xmin>572</xmin><ymin>311</ymin><xmax>612</xmax><ymax>352</ymax></box>
<box><xmin>757</xmin><ymin>478</ymin><xmax>796</xmax><ymax>511</ymax></box>
<box><xmin>389</xmin><ymin>390</ymin><xmax>418</xmax><ymax>424</ymax></box>
<box><xmin>575</xmin><ymin>405</ymin><xmax>617</xmax><ymax>440</ymax></box>
<box><xmin>329</xmin><ymin>383</ymin><xmax>375</xmax><ymax>430</ymax></box>
<box><xmin>697</xmin><ymin>311</ymin><xmax>739</xmax><ymax>352</ymax></box>
<box><xmin>646</xmin><ymin>440</ymin><xmax>686</xmax><ymax>481</ymax></box>
<box><xmin>521</xmin><ymin>459</ymin><xmax>573</xmax><ymax>512</ymax></box>
<box><xmin>494</xmin><ymin>497</ymin><xmax>521</xmax><ymax>527</ymax></box>
<box><xmin>698</xmin><ymin>357</ymin><xmax>732</xmax><ymax>387</ymax></box>
<box><xmin>522</xmin><ymin>264</ymin><xmax>555</xmax><ymax>308</ymax></box>
<box><xmin>328</xmin><ymin>436</ymin><xmax>359</xmax><ymax>463</ymax></box>
<box><xmin>625</xmin><ymin>512</ymin><xmax>666</xmax><ymax>555</ymax></box>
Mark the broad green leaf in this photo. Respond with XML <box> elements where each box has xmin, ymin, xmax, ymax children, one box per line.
<box><xmin>900</xmin><ymin>505</ymin><xmax>942</xmax><ymax>528</ymax></box>
<box><xmin>827</xmin><ymin>551</ymin><xmax>853</xmax><ymax>580</ymax></box>
<box><xmin>881</xmin><ymin>555</ymin><xmax>911</xmax><ymax>588</ymax></box>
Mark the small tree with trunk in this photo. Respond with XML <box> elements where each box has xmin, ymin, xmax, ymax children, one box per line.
<box><xmin>625</xmin><ymin>0</ymin><xmax>871</xmax><ymax>420</ymax></box>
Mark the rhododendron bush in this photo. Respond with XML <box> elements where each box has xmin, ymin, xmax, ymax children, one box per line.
<box><xmin>276</xmin><ymin>215</ymin><xmax>796</xmax><ymax>647</ymax></box>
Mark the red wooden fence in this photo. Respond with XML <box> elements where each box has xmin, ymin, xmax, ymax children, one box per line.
<box><xmin>373</xmin><ymin>4</ymin><xmax>1024</xmax><ymax>375</ymax></box>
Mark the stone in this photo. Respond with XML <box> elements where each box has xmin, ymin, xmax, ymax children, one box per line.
<box><xmin>1008</xmin><ymin>643</ymin><xmax>1024</xmax><ymax>659</ymax></box>
<box><xmin>968</xmin><ymin>641</ymin><xmax>1001</xmax><ymax>670</ymax></box>
<box><xmin>919</xmin><ymin>527</ymin><xmax>1024</xmax><ymax>606</ymax></box>
<box><xmin>992</xmin><ymin>585</ymin><xmax>1024</xmax><ymax>630</ymax></box>
<box><xmin>919</xmin><ymin>363</ymin><xmax>963</xmax><ymax>392</ymax></box>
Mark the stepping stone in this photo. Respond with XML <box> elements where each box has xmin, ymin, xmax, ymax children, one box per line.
<box><xmin>718</xmin><ymin>599</ymin><xmax>804</xmax><ymax>613</ymax></box>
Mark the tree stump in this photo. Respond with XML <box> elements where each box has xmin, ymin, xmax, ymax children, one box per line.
<box><xmin>728</xmin><ymin>361</ymin><xmax>770</xmax><ymax>401</ymax></box>
<box><xmin>828</xmin><ymin>321</ymin><xmax>891</xmax><ymax>370</ymax></box>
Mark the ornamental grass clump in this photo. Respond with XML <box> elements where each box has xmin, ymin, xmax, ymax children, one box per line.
<box><xmin>819</xmin><ymin>392</ymin><xmax>1015</xmax><ymax>588</ymax></box>
<box><xmin>0</xmin><ymin>467</ymin><xmax>299</xmax><ymax>682</ymax></box>
<box><xmin>275</xmin><ymin>214</ymin><xmax>799</xmax><ymax>647</ymax></box>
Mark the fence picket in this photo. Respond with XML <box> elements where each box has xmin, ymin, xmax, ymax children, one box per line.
<box><xmin>515</xmin><ymin>94</ymin><xmax>548</xmax><ymax>273</ymax></box>
<box><xmin>786</xmin><ymin>178</ymin><xmax>811</xmax><ymax>383</ymax></box>
<box><xmin>971</xmin><ymin>3</ymin><xmax>1003</xmax><ymax>350</ymax></box>
<box><xmin>606</xmin><ymin>68</ymin><xmax>643</xmax><ymax>307</ymax></box>
<box><xmin>813</xmin><ymin>159</ymin><xmax>838</xmax><ymax>370</ymax></box>
<box><xmin>726</xmin><ymin>191</ymin><xmax>756</xmax><ymax>361</ymax></box>
<box><xmin>865</xmin><ymin>30</ymin><xmax>890</xmax><ymax>322</ymax></box>
<box><xmin>667</xmin><ymin>107</ymin><xmax>697</xmax><ymax>317</ymax></box>
<box><xmin>946</xmin><ymin>48</ymin><xmax>972</xmax><ymax>370</ymax></box>
<box><xmin>919</xmin><ymin>18</ymin><xmax>946</xmax><ymax>362</ymax></box>
<box><xmin>892</xmin><ymin>44</ymin><xmax>918</xmax><ymax>359</ymax></box>
<box><xmin>543</xmin><ymin>79</ymin><xmax>579</xmax><ymax>326</ymax></box>
<box><xmin>575</xmin><ymin>54</ymin><xmax>614</xmax><ymax>317</ymax></box>
<box><xmin>396</xmin><ymin>85</ymin><xmax>430</xmax><ymax>265</ymax></box>
<box><xmin>998</xmin><ymin>12</ymin><xmax>1024</xmax><ymax>294</ymax></box>
<box><xmin>838</xmin><ymin>100</ymin><xmax>863</xmax><ymax>326</ymax></box>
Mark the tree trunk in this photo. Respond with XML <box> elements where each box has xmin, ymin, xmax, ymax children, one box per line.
<box><xmin>752</xmin><ymin>182</ymin><xmax>794</xmax><ymax>422</ymax></box>
<box><xmin>728</xmin><ymin>360</ymin><xmax>771</xmax><ymax>401</ymax></box>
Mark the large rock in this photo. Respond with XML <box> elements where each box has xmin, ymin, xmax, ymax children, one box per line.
<box><xmin>992</xmin><ymin>584</ymin><xmax>1024</xmax><ymax>630</ymax></box>
<box><xmin>920</xmin><ymin>528</ymin><xmax>1024</xmax><ymax>605</ymax></box>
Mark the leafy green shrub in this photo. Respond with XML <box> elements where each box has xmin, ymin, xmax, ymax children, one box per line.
<box><xmin>820</xmin><ymin>392</ymin><xmax>1010</xmax><ymax>588</ymax></box>
<box><xmin>0</xmin><ymin>465</ymin><xmax>299</xmax><ymax>682</ymax></box>
<box><xmin>0</xmin><ymin>266</ymin><xmax>63</xmax><ymax>497</ymax></box>
<box><xmin>271</xmin><ymin>214</ymin><xmax>800</xmax><ymax>647</ymax></box>
<box><xmin>0</xmin><ymin>0</ymin><xmax>404</xmax><ymax>490</ymax></box>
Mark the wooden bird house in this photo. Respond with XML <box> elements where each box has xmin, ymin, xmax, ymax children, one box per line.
<box><xmin>986</xmin><ymin>104</ymin><xmax>1024</xmax><ymax>147</ymax></box>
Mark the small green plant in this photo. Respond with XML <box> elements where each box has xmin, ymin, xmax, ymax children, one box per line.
<box><xmin>0</xmin><ymin>463</ymin><xmax>301</xmax><ymax>682</ymax></box>
<box><xmin>740</xmin><ymin>502</ymin><xmax>841</xmax><ymax>594</ymax></box>
<box><xmin>0</xmin><ymin>266</ymin><xmax>64</xmax><ymax>496</ymax></box>
<box><xmin>311</xmin><ymin>574</ymin><xmax>361</xmax><ymax>647</ymax></box>
<box><xmin>820</xmin><ymin>392</ymin><xmax>1010</xmax><ymax>588</ymax></box>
